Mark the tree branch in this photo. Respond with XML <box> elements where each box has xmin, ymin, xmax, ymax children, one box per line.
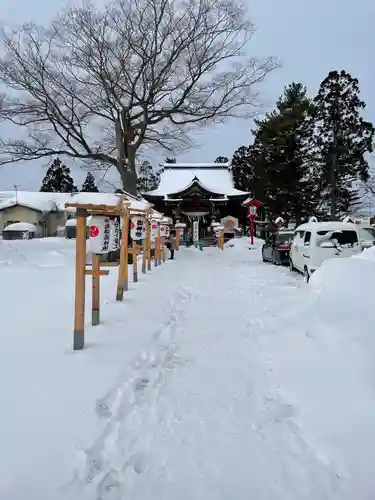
<box><xmin>0</xmin><ymin>0</ymin><xmax>277</xmax><ymax>189</ymax></box>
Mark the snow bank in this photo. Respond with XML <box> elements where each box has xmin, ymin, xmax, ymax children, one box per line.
<box><xmin>224</xmin><ymin>236</ymin><xmax>264</xmax><ymax>249</ymax></box>
<box><xmin>269</xmin><ymin>249</ymin><xmax>375</xmax><ymax>497</ymax></box>
<box><xmin>3</xmin><ymin>222</ymin><xmax>37</xmax><ymax>232</ymax></box>
<box><xmin>0</xmin><ymin>237</ymin><xmax>75</xmax><ymax>267</ymax></box>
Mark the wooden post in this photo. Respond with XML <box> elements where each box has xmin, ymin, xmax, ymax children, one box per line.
<box><xmin>91</xmin><ymin>254</ymin><xmax>100</xmax><ymax>325</ymax></box>
<box><xmin>133</xmin><ymin>239</ymin><xmax>138</xmax><ymax>282</ymax></box>
<box><xmin>116</xmin><ymin>209</ymin><xmax>129</xmax><ymax>301</ymax></box>
<box><xmin>147</xmin><ymin>219</ymin><xmax>152</xmax><ymax>271</ymax></box>
<box><xmin>73</xmin><ymin>208</ymin><xmax>87</xmax><ymax>350</ymax></box>
<box><xmin>142</xmin><ymin>237</ymin><xmax>147</xmax><ymax>274</ymax></box>
<box><xmin>220</xmin><ymin>232</ymin><xmax>224</xmax><ymax>250</ymax></box>
<box><xmin>155</xmin><ymin>227</ymin><xmax>159</xmax><ymax>267</ymax></box>
<box><xmin>124</xmin><ymin>215</ymin><xmax>129</xmax><ymax>289</ymax></box>
<box><xmin>162</xmin><ymin>237</ymin><xmax>166</xmax><ymax>262</ymax></box>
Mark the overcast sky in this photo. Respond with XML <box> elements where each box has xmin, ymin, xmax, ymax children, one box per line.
<box><xmin>0</xmin><ymin>0</ymin><xmax>373</xmax><ymax>192</ymax></box>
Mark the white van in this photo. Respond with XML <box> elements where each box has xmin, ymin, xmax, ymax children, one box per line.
<box><xmin>289</xmin><ymin>218</ymin><xmax>365</xmax><ymax>282</ymax></box>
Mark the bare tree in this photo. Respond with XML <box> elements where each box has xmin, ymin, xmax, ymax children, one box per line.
<box><xmin>0</xmin><ymin>0</ymin><xmax>277</xmax><ymax>193</ymax></box>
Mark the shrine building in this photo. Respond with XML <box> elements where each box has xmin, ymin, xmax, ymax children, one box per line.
<box><xmin>142</xmin><ymin>162</ymin><xmax>249</xmax><ymax>239</ymax></box>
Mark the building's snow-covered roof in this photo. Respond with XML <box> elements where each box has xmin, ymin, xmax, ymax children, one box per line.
<box><xmin>0</xmin><ymin>191</ymin><xmax>70</xmax><ymax>212</ymax></box>
<box><xmin>145</xmin><ymin>163</ymin><xmax>248</xmax><ymax>199</ymax></box>
<box><xmin>4</xmin><ymin>222</ymin><xmax>37</xmax><ymax>232</ymax></box>
<box><xmin>63</xmin><ymin>192</ymin><xmax>121</xmax><ymax>209</ymax></box>
<box><xmin>0</xmin><ymin>191</ymin><xmax>152</xmax><ymax>213</ymax></box>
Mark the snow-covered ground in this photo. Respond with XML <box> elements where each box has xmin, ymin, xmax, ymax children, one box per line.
<box><xmin>0</xmin><ymin>237</ymin><xmax>375</xmax><ymax>499</ymax></box>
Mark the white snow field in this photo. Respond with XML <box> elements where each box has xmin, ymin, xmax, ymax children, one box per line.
<box><xmin>0</xmin><ymin>237</ymin><xmax>375</xmax><ymax>500</ymax></box>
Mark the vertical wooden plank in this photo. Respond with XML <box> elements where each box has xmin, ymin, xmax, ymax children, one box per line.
<box><xmin>220</xmin><ymin>232</ymin><xmax>224</xmax><ymax>250</ymax></box>
<box><xmin>147</xmin><ymin>219</ymin><xmax>152</xmax><ymax>271</ymax></box>
<box><xmin>73</xmin><ymin>209</ymin><xmax>87</xmax><ymax>350</ymax></box>
<box><xmin>162</xmin><ymin>237</ymin><xmax>166</xmax><ymax>263</ymax></box>
<box><xmin>157</xmin><ymin>225</ymin><xmax>162</xmax><ymax>265</ymax></box>
<box><xmin>142</xmin><ymin>237</ymin><xmax>147</xmax><ymax>274</ymax></box>
<box><xmin>124</xmin><ymin>214</ymin><xmax>129</xmax><ymax>289</ymax></box>
<box><xmin>92</xmin><ymin>254</ymin><xmax>100</xmax><ymax>325</ymax></box>
<box><xmin>155</xmin><ymin>225</ymin><xmax>159</xmax><ymax>267</ymax></box>
<box><xmin>116</xmin><ymin>210</ymin><xmax>129</xmax><ymax>301</ymax></box>
<box><xmin>133</xmin><ymin>239</ymin><xmax>138</xmax><ymax>282</ymax></box>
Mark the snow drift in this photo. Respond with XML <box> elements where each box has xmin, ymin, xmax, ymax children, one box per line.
<box><xmin>269</xmin><ymin>247</ymin><xmax>375</xmax><ymax>498</ymax></box>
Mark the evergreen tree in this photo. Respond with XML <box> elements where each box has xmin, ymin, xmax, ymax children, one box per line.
<box><xmin>214</xmin><ymin>156</ymin><xmax>229</xmax><ymax>164</ymax></box>
<box><xmin>137</xmin><ymin>160</ymin><xmax>161</xmax><ymax>193</ymax></box>
<box><xmin>81</xmin><ymin>172</ymin><xmax>99</xmax><ymax>192</ymax></box>
<box><xmin>337</xmin><ymin>185</ymin><xmax>362</xmax><ymax>215</ymax></box>
<box><xmin>40</xmin><ymin>157</ymin><xmax>77</xmax><ymax>192</ymax></box>
<box><xmin>165</xmin><ymin>157</ymin><xmax>176</xmax><ymax>164</ymax></box>
<box><xmin>232</xmin><ymin>83</ymin><xmax>318</xmax><ymax>222</ymax></box>
<box><xmin>312</xmin><ymin>70</ymin><xmax>374</xmax><ymax>219</ymax></box>
<box><xmin>232</xmin><ymin>142</ymin><xmax>268</xmax><ymax>201</ymax></box>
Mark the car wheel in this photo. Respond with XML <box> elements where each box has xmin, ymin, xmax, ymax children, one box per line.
<box><xmin>289</xmin><ymin>259</ymin><xmax>294</xmax><ymax>272</ymax></box>
<box><xmin>303</xmin><ymin>267</ymin><xmax>310</xmax><ymax>283</ymax></box>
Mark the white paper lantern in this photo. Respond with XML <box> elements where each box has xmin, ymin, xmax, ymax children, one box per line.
<box><xmin>131</xmin><ymin>216</ymin><xmax>146</xmax><ymax>240</ymax></box>
<box><xmin>109</xmin><ymin>217</ymin><xmax>121</xmax><ymax>251</ymax></box>
<box><xmin>160</xmin><ymin>224</ymin><xmax>168</xmax><ymax>237</ymax></box>
<box><xmin>151</xmin><ymin>220</ymin><xmax>158</xmax><ymax>241</ymax></box>
<box><xmin>89</xmin><ymin>216</ymin><xmax>112</xmax><ymax>254</ymax></box>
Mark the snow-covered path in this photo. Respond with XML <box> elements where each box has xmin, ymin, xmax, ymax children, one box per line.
<box><xmin>67</xmin><ymin>244</ymin><xmax>345</xmax><ymax>500</ymax></box>
<box><xmin>2</xmin><ymin>238</ymin><xmax>372</xmax><ymax>500</ymax></box>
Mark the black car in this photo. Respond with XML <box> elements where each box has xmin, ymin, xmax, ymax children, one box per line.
<box><xmin>262</xmin><ymin>231</ymin><xmax>294</xmax><ymax>265</ymax></box>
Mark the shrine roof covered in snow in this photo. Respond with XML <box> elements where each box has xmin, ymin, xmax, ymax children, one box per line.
<box><xmin>144</xmin><ymin>163</ymin><xmax>249</xmax><ymax>200</ymax></box>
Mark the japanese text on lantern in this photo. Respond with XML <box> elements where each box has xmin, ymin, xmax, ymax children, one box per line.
<box><xmin>110</xmin><ymin>217</ymin><xmax>120</xmax><ymax>251</ymax></box>
<box><xmin>102</xmin><ymin>217</ymin><xmax>110</xmax><ymax>252</ymax></box>
<box><xmin>131</xmin><ymin>216</ymin><xmax>146</xmax><ymax>240</ymax></box>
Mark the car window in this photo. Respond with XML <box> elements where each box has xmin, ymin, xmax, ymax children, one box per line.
<box><xmin>360</xmin><ymin>228</ymin><xmax>375</xmax><ymax>240</ymax></box>
<box><xmin>304</xmin><ymin>231</ymin><xmax>311</xmax><ymax>245</ymax></box>
<box><xmin>278</xmin><ymin>233</ymin><xmax>293</xmax><ymax>243</ymax></box>
<box><xmin>293</xmin><ymin>230</ymin><xmax>304</xmax><ymax>242</ymax></box>
<box><xmin>332</xmin><ymin>230</ymin><xmax>358</xmax><ymax>247</ymax></box>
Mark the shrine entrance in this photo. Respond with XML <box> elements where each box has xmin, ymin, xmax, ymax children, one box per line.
<box><xmin>142</xmin><ymin>162</ymin><xmax>249</xmax><ymax>243</ymax></box>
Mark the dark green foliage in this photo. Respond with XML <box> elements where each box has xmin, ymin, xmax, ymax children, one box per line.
<box><xmin>214</xmin><ymin>156</ymin><xmax>229</xmax><ymax>164</ymax></box>
<box><xmin>40</xmin><ymin>157</ymin><xmax>77</xmax><ymax>193</ymax></box>
<box><xmin>165</xmin><ymin>157</ymin><xmax>176</xmax><ymax>164</ymax></box>
<box><xmin>81</xmin><ymin>172</ymin><xmax>99</xmax><ymax>192</ymax></box>
<box><xmin>231</xmin><ymin>72</ymin><xmax>374</xmax><ymax>221</ymax></box>
<box><xmin>232</xmin><ymin>82</ymin><xmax>317</xmax><ymax>222</ymax></box>
<box><xmin>312</xmin><ymin>70</ymin><xmax>374</xmax><ymax>218</ymax></box>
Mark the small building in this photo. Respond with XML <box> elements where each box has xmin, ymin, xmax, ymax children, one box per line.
<box><xmin>143</xmin><ymin>162</ymin><xmax>249</xmax><ymax>239</ymax></box>
<box><xmin>0</xmin><ymin>191</ymin><xmax>69</xmax><ymax>237</ymax></box>
<box><xmin>2</xmin><ymin>222</ymin><xmax>37</xmax><ymax>240</ymax></box>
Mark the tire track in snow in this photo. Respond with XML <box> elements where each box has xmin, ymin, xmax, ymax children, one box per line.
<box><xmin>67</xmin><ymin>284</ymin><xmax>196</xmax><ymax>500</ymax></box>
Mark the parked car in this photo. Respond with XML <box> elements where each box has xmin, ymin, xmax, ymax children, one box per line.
<box><xmin>289</xmin><ymin>219</ymin><xmax>363</xmax><ymax>282</ymax></box>
<box><xmin>261</xmin><ymin>231</ymin><xmax>294</xmax><ymax>265</ymax></box>
<box><xmin>358</xmin><ymin>225</ymin><xmax>375</xmax><ymax>248</ymax></box>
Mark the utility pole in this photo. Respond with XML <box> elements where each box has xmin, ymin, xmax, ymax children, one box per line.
<box><xmin>14</xmin><ymin>184</ymin><xmax>18</xmax><ymax>204</ymax></box>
